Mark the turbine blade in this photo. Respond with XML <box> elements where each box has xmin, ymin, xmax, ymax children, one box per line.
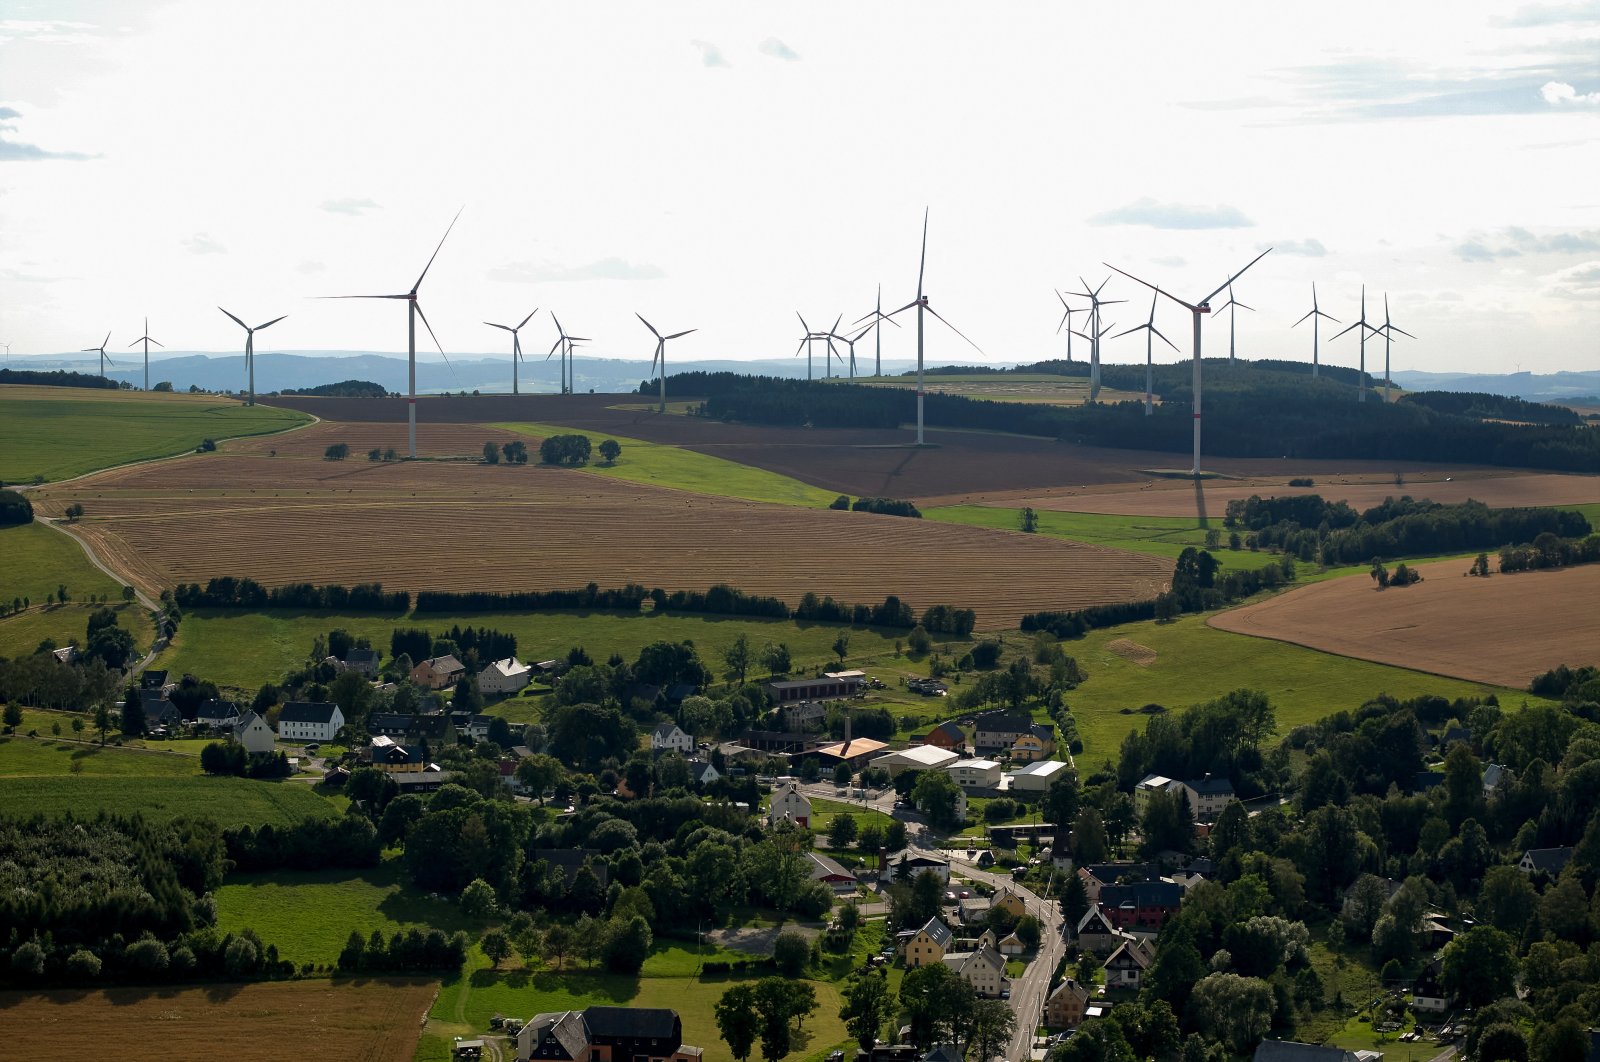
<box><xmin>1111</xmin><ymin>324</ymin><xmax>1145</xmax><ymax>340</ymax></box>
<box><xmin>636</xmin><ymin>312</ymin><xmax>662</xmax><ymax>339</ymax></box>
<box><xmin>924</xmin><ymin>304</ymin><xmax>984</xmax><ymax>354</ymax></box>
<box><xmin>486</xmin><ymin>322</ymin><xmax>513</xmax><ymax>332</ymax></box>
<box><xmin>1292</xmin><ymin>308</ymin><xmax>1316</xmax><ymax>327</ymax></box>
<box><xmin>255</xmin><ymin>315</ymin><xmax>287</xmax><ymax>331</ymax></box>
<box><xmin>887</xmin><ymin>300</ymin><xmax>919</xmax><ymax>317</ymax></box>
<box><xmin>1392</xmin><ymin>326</ymin><xmax>1417</xmax><ymax>340</ymax></box>
<box><xmin>1102</xmin><ymin>264</ymin><xmax>1197</xmax><ymax>312</ymax></box>
<box><xmin>150</xmin><ymin>338</ymin><xmax>164</xmax><ymax>347</ymax></box>
<box><xmin>665</xmin><ymin>329</ymin><xmax>696</xmax><ymax>340</ymax></box>
<box><xmin>1201</xmin><ymin>247</ymin><xmax>1273</xmax><ymax>307</ymax></box>
<box><xmin>218</xmin><ymin>306</ymin><xmax>248</xmax><ymax>330</ymax></box>
<box><xmin>1151</xmin><ymin>326</ymin><xmax>1181</xmax><ymax>352</ymax></box>
<box><xmin>413</xmin><ymin>205</ymin><xmax>464</xmax><ymax>293</ymax></box>
<box><xmin>518</xmin><ymin>309</ymin><xmax>539</xmax><ymax>330</ymax></box>
<box><xmin>414</xmin><ymin>301</ymin><xmax>446</xmax><ymax>357</ymax></box>
<box><xmin>916</xmin><ymin>206</ymin><xmax>928</xmax><ymax>297</ymax></box>
<box><xmin>318</xmin><ymin>294</ymin><xmax>410</xmax><ymax>300</ymax></box>
<box><xmin>1329</xmin><ymin>320</ymin><xmax>1363</xmax><ymax>340</ymax></box>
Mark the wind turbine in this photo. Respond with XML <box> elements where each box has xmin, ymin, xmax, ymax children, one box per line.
<box><xmin>1104</xmin><ymin>248</ymin><xmax>1273</xmax><ymax>475</ymax></box>
<box><xmin>218</xmin><ymin>308</ymin><xmax>287</xmax><ymax>406</ymax></box>
<box><xmin>1055</xmin><ymin>291</ymin><xmax>1085</xmax><ymax>363</ymax></box>
<box><xmin>1329</xmin><ymin>285</ymin><xmax>1384</xmax><ymax>402</ymax></box>
<box><xmin>794</xmin><ymin>314</ymin><xmax>839</xmax><ymax>382</ymax></box>
<box><xmin>323</xmin><ymin>207</ymin><xmax>462</xmax><ymax>458</ymax></box>
<box><xmin>1066</xmin><ymin>277</ymin><xmax>1125</xmax><ymax>401</ymax></box>
<box><xmin>82</xmin><ymin>332</ymin><xmax>113</xmax><ymax>380</ymax></box>
<box><xmin>1291</xmin><ymin>283</ymin><xmax>1339</xmax><ymax>379</ymax></box>
<box><xmin>1114</xmin><ymin>293</ymin><xmax>1180</xmax><ymax>416</ymax></box>
<box><xmin>1374</xmin><ymin>294</ymin><xmax>1415</xmax><ymax>403</ymax></box>
<box><xmin>637</xmin><ymin>313</ymin><xmax>696</xmax><ymax>413</ymax></box>
<box><xmin>1213</xmin><ymin>283</ymin><xmax>1254</xmax><ymax>363</ymax></box>
<box><xmin>828</xmin><ymin>324</ymin><xmax>874</xmax><ymax>379</ymax></box>
<box><xmin>128</xmin><ymin>318</ymin><xmax>163</xmax><ymax>390</ymax></box>
<box><xmin>485</xmin><ymin>309</ymin><xmax>538</xmax><ymax>395</ymax></box>
<box><xmin>851</xmin><ymin>284</ymin><xmax>900</xmax><ymax>378</ymax></box>
<box><xmin>886</xmin><ymin>208</ymin><xmax>983</xmax><ymax>445</ymax></box>
<box><xmin>547</xmin><ymin>315</ymin><xmax>588</xmax><ymax>394</ymax></box>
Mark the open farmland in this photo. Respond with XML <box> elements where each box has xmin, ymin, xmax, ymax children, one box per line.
<box><xmin>34</xmin><ymin>442</ymin><xmax>1172</xmax><ymax>630</ymax></box>
<box><xmin>1209</xmin><ymin>560</ymin><xmax>1600</xmax><ymax>688</ymax></box>
<box><xmin>0</xmin><ymin>775</ymin><xmax>340</xmax><ymax>827</ymax></box>
<box><xmin>0</xmin><ymin>384</ymin><xmax>309</xmax><ymax>482</ymax></box>
<box><xmin>0</xmin><ymin>979</ymin><xmax>435</xmax><ymax>1062</ymax></box>
<box><xmin>841</xmin><ymin>372</ymin><xmax>1148</xmax><ymax>406</ymax></box>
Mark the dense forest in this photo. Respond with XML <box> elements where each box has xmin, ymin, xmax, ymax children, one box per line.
<box><xmin>655</xmin><ymin>363</ymin><xmax>1600</xmax><ymax>473</ymax></box>
<box><xmin>278</xmin><ymin>379</ymin><xmax>388</xmax><ymax>398</ymax></box>
<box><xmin>0</xmin><ymin>367</ymin><xmax>122</xmax><ymax>390</ymax></box>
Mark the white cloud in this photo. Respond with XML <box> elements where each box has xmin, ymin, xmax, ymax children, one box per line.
<box><xmin>1089</xmin><ymin>198</ymin><xmax>1254</xmax><ymax>229</ymax></box>
<box><xmin>182</xmin><ymin>233</ymin><xmax>226</xmax><ymax>255</ymax></box>
<box><xmin>297</xmin><ymin>260</ymin><xmax>325</xmax><ymax>274</ymax></box>
<box><xmin>691</xmin><ymin>40</ymin><xmax>730</xmax><ymax>68</ymax></box>
<box><xmin>320</xmin><ymin>197</ymin><xmax>380</xmax><ymax>215</ymax></box>
<box><xmin>1273</xmin><ymin>238</ymin><xmax>1329</xmax><ymax>257</ymax></box>
<box><xmin>1541</xmin><ymin>260</ymin><xmax>1600</xmax><ymax>299</ymax></box>
<box><xmin>1455</xmin><ymin>226</ymin><xmax>1600</xmax><ymax>260</ymax></box>
<box><xmin>1541</xmin><ymin>80</ymin><xmax>1600</xmax><ymax>105</ymax></box>
<box><xmin>758</xmin><ymin>37</ymin><xmax>800</xmax><ymax>61</ymax></box>
<box><xmin>488</xmin><ymin>257</ymin><xmax>665</xmax><ymax>283</ymax></box>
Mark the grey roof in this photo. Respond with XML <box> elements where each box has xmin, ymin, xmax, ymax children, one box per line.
<box><xmin>196</xmin><ymin>699</ymin><xmax>238</xmax><ymax>721</ymax></box>
<box><xmin>807</xmin><ymin>851</ymin><xmax>854</xmax><ymax>881</ymax></box>
<box><xmin>1183</xmin><ymin>775</ymin><xmax>1235</xmax><ymax>796</ymax></box>
<box><xmin>1522</xmin><ymin>847</ymin><xmax>1574</xmax><ymax>874</ymax></box>
<box><xmin>420</xmin><ymin>654</ymin><xmax>464</xmax><ymax>674</ymax></box>
<box><xmin>278</xmin><ymin>701</ymin><xmax>338</xmax><ymax>724</ymax></box>
<box><xmin>1106</xmin><ymin>939</ymin><xmax>1153</xmax><ymax>970</ymax></box>
<box><xmin>973</xmin><ymin>711</ymin><xmax>1031</xmax><ymax>734</ymax></box>
<box><xmin>1254</xmin><ymin>1042</ymin><xmax>1358</xmax><ymax>1062</ymax></box>
<box><xmin>923</xmin><ymin>1045</ymin><xmax>963</xmax><ymax>1062</ymax></box>
<box><xmin>347</xmin><ymin>648</ymin><xmax>379</xmax><ymax>664</ymax></box>
<box><xmin>929</xmin><ymin>722</ymin><xmax>965</xmax><ymax>740</ymax></box>
<box><xmin>1082</xmin><ymin>862</ymin><xmax>1158</xmax><ymax>884</ymax></box>
<box><xmin>1027</xmin><ymin>723</ymin><xmax>1054</xmax><ymax>741</ymax></box>
<box><xmin>652</xmin><ymin>722</ymin><xmax>684</xmax><ymax>740</ymax></box>
<box><xmin>1099</xmin><ymin>880</ymin><xmax>1184</xmax><ymax>909</ymax></box>
<box><xmin>583</xmin><ymin>1006</ymin><xmax>680</xmax><ymax>1041</ymax></box>
<box><xmin>1482</xmin><ymin>763</ymin><xmax>1507</xmax><ymax>789</ymax></box>
<box><xmin>917</xmin><ymin>917</ymin><xmax>954</xmax><ymax>949</ymax></box>
<box><xmin>1076</xmin><ymin>906</ymin><xmax>1116</xmax><ymax>934</ymax></box>
<box><xmin>942</xmin><ymin>944</ymin><xmax>1004</xmax><ymax>977</ymax></box>
<box><xmin>527</xmin><ymin>1010</ymin><xmax>589</xmax><ymax>1060</ymax></box>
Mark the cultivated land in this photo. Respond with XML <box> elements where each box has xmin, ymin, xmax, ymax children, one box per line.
<box><xmin>841</xmin><ymin>373</ymin><xmax>1148</xmax><ymax>406</ymax></box>
<box><xmin>0</xmin><ymin>979</ymin><xmax>436</xmax><ymax>1062</ymax></box>
<box><xmin>0</xmin><ymin>384</ymin><xmax>309</xmax><ymax>482</ymax></box>
<box><xmin>1209</xmin><ymin>559</ymin><xmax>1600</xmax><ymax>688</ymax></box>
<box><xmin>34</xmin><ymin>433</ymin><xmax>1172</xmax><ymax>630</ymax></box>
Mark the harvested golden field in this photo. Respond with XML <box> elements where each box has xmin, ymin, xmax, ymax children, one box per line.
<box><xmin>34</xmin><ymin>446</ymin><xmax>1172</xmax><ymax>630</ymax></box>
<box><xmin>0</xmin><ymin>979</ymin><xmax>436</xmax><ymax>1062</ymax></box>
<box><xmin>991</xmin><ymin>469</ymin><xmax>1599</xmax><ymax>517</ymax></box>
<box><xmin>1209</xmin><ymin>560</ymin><xmax>1600</xmax><ymax>688</ymax></box>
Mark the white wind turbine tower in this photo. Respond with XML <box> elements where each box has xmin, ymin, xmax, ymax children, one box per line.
<box><xmin>1329</xmin><ymin>285</ymin><xmax>1384</xmax><ymax>402</ymax></box>
<box><xmin>323</xmin><ymin>207</ymin><xmax>462</xmax><ymax>459</ymax></box>
<box><xmin>82</xmin><ymin>332</ymin><xmax>114</xmax><ymax>380</ymax></box>
<box><xmin>547</xmin><ymin>315</ymin><xmax>587</xmax><ymax>395</ymax></box>
<box><xmin>1066</xmin><ymin>277</ymin><xmax>1125</xmax><ymax>402</ymax></box>
<box><xmin>129</xmin><ymin>318</ymin><xmax>163</xmax><ymax>390</ymax></box>
<box><xmin>1105</xmin><ymin>248</ymin><xmax>1273</xmax><ymax>475</ymax></box>
<box><xmin>1374</xmin><ymin>293</ymin><xmax>1415</xmax><ymax>402</ymax></box>
<box><xmin>851</xmin><ymin>284</ymin><xmax>900</xmax><ymax>378</ymax></box>
<box><xmin>794</xmin><ymin>314</ymin><xmax>839</xmax><ymax>382</ymax></box>
<box><xmin>828</xmin><ymin>324</ymin><xmax>874</xmax><ymax>379</ymax></box>
<box><xmin>886</xmin><ymin>208</ymin><xmax>984</xmax><ymax>445</ymax></box>
<box><xmin>1292</xmin><ymin>283</ymin><xmax>1339</xmax><ymax>379</ymax></box>
<box><xmin>1055</xmin><ymin>292</ymin><xmax>1085</xmax><ymax>363</ymax></box>
<box><xmin>217</xmin><ymin>308</ymin><xmax>287</xmax><ymax>406</ymax></box>
<box><xmin>1114</xmin><ymin>292</ymin><xmax>1180</xmax><ymax>416</ymax></box>
<box><xmin>1213</xmin><ymin>283</ymin><xmax>1254</xmax><ymax>363</ymax></box>
<box><xmin>637</xmin><ymin>313</ymin><xmax>696</xmax><ymax>413</ymax></box>
<box><xmin>484</xmin><ymin>309</ymin><xmax>538</xmax><ymax>395</ymax></box>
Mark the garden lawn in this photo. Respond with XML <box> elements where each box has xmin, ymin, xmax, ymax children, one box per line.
<box><xmin>0</xmin><ymin>774</ymin><xmax>339</xmax><ymax>827</ymax></box>
<box><xmin>808</xmin><ymin>797</ymin><xmax>896</xmax><ymax>836</ymax></box>
<box><xmin>214</xmin><ymin>861</ymin><xmax>480</xmax><ymax>968</ymax></box>
<box><xmin>162</xmin><ymin>607</ymin><xmax>910</xmax><ymax>691</ymax></box>
<box><xmin>1051</xmin><ymin>612</ymin><xmax>1550</xmax><ymax>761</ymax></box>
<box><xmin>0</xmin><ymin>385</ymin><xmax>310</xmax><ymax>482</ymax></box>
<box><xmin>493</xmin><ymin>421</ymin><xmax>839</xmax><ymax>507</ymax></box>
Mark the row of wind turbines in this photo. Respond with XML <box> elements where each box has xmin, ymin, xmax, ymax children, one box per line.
<box><xmin>73</xmin><ymin>206</ymin><xmax>1414</xmax><ymax>474</ymax></box>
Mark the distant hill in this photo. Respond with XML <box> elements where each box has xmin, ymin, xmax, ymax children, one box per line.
<box><xmin>1390</xmin><ymin>369</ymin><xmax>1600</xmax><ymax>405</ymax></box>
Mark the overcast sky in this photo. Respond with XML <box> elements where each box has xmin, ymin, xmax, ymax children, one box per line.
<box><xmin>2</xmin><ymin>0</ymin><xmax>1598</xmax><ymax>373</ymax></box>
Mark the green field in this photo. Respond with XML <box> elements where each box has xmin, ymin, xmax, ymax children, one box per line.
<box><xmin>841</xmin><ymin>373</ymin><xmax>1145</xmax><ymax>407</ymax></box>
<box><xmin>1062</xmin><ymin>612</ymin><xmax>1550</xmax><ymax>760</ymax></box>
<box><xmin>215</xmin><ymin>862</ymin><xmax>480</xmax><ymax>967</ymax></box>
<box><xmin>0</xmin><ymin>774</ymin><xmax>339</xmax><ymax>827</ymax></box>
<box><xmin>0</xmin><ymin>733</ymin><xmax>202</xmax><ymax>777</ymax></box>
<box><xmin>494</xmin><ymin>421</ymin><xmax>839</xmax><ymax>506</ymax></box>
<box><xmin>0</xmin><ymin>385</ymin><xmax>311</xmax><ymax>482</ymax></box>
<box><xmin>808</xmin><ymin>796</ymin><xmax>896</xmax><ymax>836</ymax></box>
<box><xmin>0</xmin><ymin>600</ymin><xmax>154</xmax><ymax>660</ymax></box>
<box><xmin>0</xmin><ymin>521</ymin><xmax>130</xmax><ymax>601</ymax></box>
<box><xmin>161</xmin><ymin>606</ymin><xmax>913</xmax><ymax>691</ymax></box>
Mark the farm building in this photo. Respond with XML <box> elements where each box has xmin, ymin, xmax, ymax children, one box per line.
<box><xmin>515</xmin><ymin>1006</ymin><xmax>702</xmax><ymax>1062</ymax></box>
<box><xmin>411</xmin><ymin>654</ymin><xmax>466</xmax><ymax>690</ymax></box>
<box><xmin>231</xmin><ymin>710</ymin><xmax>276</xmax><ymax>755</ymax></box>
<box><xmin>806</xmin><ymin>851</ymin><xmax>859</xmax><ymax>892</ymax></box>
<box><xmin>479</xmin><ymin>657</ymin><xmax>532</xmax><ymax>695</ymax></box>
<box><xmin>763</xmin><ymin>671</ymin><xmax>863</xmax><ymax>704</ymax></box>
<box><xmin>808</xmin><ymin>737</ymin><xmax>888</xmax><ymax>770</ymax></box>
<box><xmin>767</xmin><ymin>782</ymin><xmax>812</xmax><ymax>828</ymax></box>
<box><xmin>871</xmin><ymin>744</ymin><xmax>959</xmax><ymax>777</ymax></box>
<box><xmin>946</xmin><ymin>758</ymin><xmax>1004</xmax><ymax>790</ymax></box>
<box><xmin>1007</xmin><ymin>759</ymin><xmax>1071</xmax><ymax>793</ymax></box>
<box><xmin>276</xmin><ymin>701</ymin><xmax>345</xmax><ymax>743</ymax></box>
<box><xmin>911</xmin><ymin>721</ymin><xmax>966</xmax><ymax>752</ymax></box>
<box><xmin>650</xmin><ymin>723</ymin><xmax>695</xmax><ymax>754</ymax></box>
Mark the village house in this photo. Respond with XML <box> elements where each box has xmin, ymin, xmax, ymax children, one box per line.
<box><xmin>871</xmin><ymin>744</ymin><xmax>959</xmax><ymax>777</ymax></box>
<box><xmin>1074</xmin><ymin>906</ymin><xmax>1126</xmax><ymax>955</ymax></box>
<box><xmin>1481</xmin><ymin>763</ymin><xmax>1508</xmax><ymax>797</ymax></box>
<box><xmin>1133</xmin><ymin>774</ymin><xmax>1181</xmax><ymax>813</ymax></box>
<box><xmin>942</xmin><ymin>943</ymin><xmax>1007</xmax><ymax>998</ymax></box>
<box><xmin>1007</xmin><ymin>758</ymin><xmax>1071</xmax><ymax>793</ymax></box>
<box><xmin>806</xmin><ymin>851</ymin><xmax>859</xmax><ymax>893</ymax></box>
<box><xmin>767</xmin><ymin>782</ymin><xmax>811</xmax><ymax>829</ymax></box>
<box><xmin>1254</xmin><ymin>1042</ymin><xmax>1382</xmax><ymax>1062</ymax></box>
<box><xmin>195</xmin><ymin>698</ymin><xmax>240</xmax><ymax>730</ymax></box>
<box><xmin>515</xmin><ymin>1006</ymin><xmax>703</xmax><ymax>1062</ymax></box>
<box><xmin>650</xmin><ymin>722</ymin><xmax>695</xmax><ymax>755</ymax></box>
<box><xmin>971</xmin><ymin>711</ymin><xmax>1032</xmax><ymax>756</ymax></box>
<box><xmin>232</xmin><ymin>710</ymin><xmax>277</xmax><ymax>755</ymax></box>
<box><xmin>449</xmin><ymin>712</ymin><xmax>494</xmax><ymax>743</ymax></box>
<box><xmin>1009</xmin><ymin>724</ymin><xmax>1056</xmax><ymax>762</ymax></box>
<box><xmin>1179</xmin><ymin>775</ymin><xmax>1237</xmax><ymax>821</ymax></box>
<box><xmin>989</xmin><ymin>887</ymin><xmax>1028</xmax><ymax>920</ymax></box>
<box><xmin>946</xmin><ymin>758</ymin><xmax>1004</xmax><ymax>790</ymax></box>
<box><xmin>1519</xmin><ymin>847</ymin><xmax>1575</xmax><ymax>876</ymax></box>
<box><xmin>1104</xmin><ymin>938</ymin><xmax>1155</xmax><ymax>991</ymax></box>
<box><xmin>1098</xmin><ymin>879</ymin><xmax>1184</xmax><ymax>931</ymax></box>
<box><xmin>275</xmin><ymin>701</ymin><xmax>345</xmax><ymax>743</ymax></box>
<box><xmin>901</xmin><ymin>917</ymin><xmax>953</xmax><ymax>968</ymax></box>
<box><xmin>688</xmin><ymin>758</ymin><xmax>720</xmax><ymax>787</ymax></box>
<box><xmin>478</xmin><ymin>657</ymin><xmax>532</xmax><ymax>695</ymax></box>
<box><xmin>343</xmin><ymin>647</ymin><xmax>380</xmax><ymax>677</ymax></box>
<box><xmin>368</xmin><ymin>734</ymin><xmax>425</xmax><ymax>772</ymax></box>
<box><xmin>781</xmin><ymin>700</ymin><xmax>829</xmax><ymax>731</ymax></box>
<box><xmin>1077</xmin><ymin>863</ymin><xmax>1160</xmax><ymax>902</ymax></box>
<box><xmin>1411</xmin><ymin>959</ymin><xmax>1449</xmax><ymax>1014</ymax></box>
<box><xmin>410</xmin><ymin>654</ymin><xmax>466</xmax><ymax>690</ymax></box>
<box><xmin>51</xmin><ymin>645</ymin><xmax>78</xmax><ymax>664</ymax></box>
<box><xmin>880</xmin><ymin>849</ymin><xmax>950</xmax><ymax>884</ymax></box>
<box><xmin>1045</xmin><ymin>978</ymin><xmax>1091</xmax><ymax>1029</ymax></box>
<box><xmin>912</xmin><ymin>721</ymin><xmax>966</xmax><ymax>753</ymax></box>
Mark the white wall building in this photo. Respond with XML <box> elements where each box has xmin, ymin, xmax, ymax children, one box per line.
<box><xmin>275</xmin><ymin>701</ymin><xmax>345</xmax><ymax>743</ymax></box>
<box><xmin>946</xmin><ymin>758</ymin><xmax>1004</xmax><ymax>790</ymax></box>
<box><xmin>478</xmin><ymin>657</ymin><xmax>532</xmax><ymax>695</ymax></box>
<box><xmin>651</xmin><ymin>722</ymin><xmax>696</xmax><ymax>754</ymax></box>
<box><xmin>1007</xmin><ymin>759</ymin><xmax>1071</xmax><ymax>793</ymax></box>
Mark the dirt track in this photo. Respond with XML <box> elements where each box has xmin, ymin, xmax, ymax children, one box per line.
<box><xmin>1209</xmin><ymin>560</ymin><xmax>1600</xmax><ymax>688</ymax></box>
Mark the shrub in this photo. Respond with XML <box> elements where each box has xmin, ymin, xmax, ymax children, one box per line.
<box><xmin>324</xmin><ymin>443</ymin><xmax>349</xmax><ymax>461</ymax></box>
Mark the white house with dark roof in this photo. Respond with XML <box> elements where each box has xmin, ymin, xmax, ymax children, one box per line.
<box><xmin>767</xmin><ymin>782</ymin><xmax>811</xmax><ymax>829</ymax></box>
<box><xmin>1104</xmin><ymin>938</ymin><xmax>1155</xmax><ymax>990</ymax></box>
<box><xmin>478</xmin><ymin>657</ymin><xmax>532</xmax><ymax>695</ymax></box>
<box><xmin>1179</xmin><ymin>775</ymin><xmax>1236</xmax><ymax>821</ymax></box>
<box><xmin>275</xmin><ymin>701</ymin><xmax>344</xmax><ymax>743</ymax></box>
<box><xmin>880</xmin><ymin>849</ymin><xmax>950</xmax><ymax>884</ymax></box>
<box><xmin>1519</xmin><ymin>847</ymin><xmax>1574</xmax><ymax>876</ymax></box>
<box><xmin>650</xmin><ymin>722</ymin><xmax>695</xmax><ymax>755</ymax></box>
<box><xmin>942</xmin><ymin>943</ymin><xmax>1008</xmax><ymax>997</ymax></box>
<box><xmin>232</xmin><ymin>710</ymin><xmax>277</xmax><ymax>755</ymax></box>
<box><xmin>343</xmin><ymin>647</ymin><xmax>380</xmax><ymax>677</ymax></box>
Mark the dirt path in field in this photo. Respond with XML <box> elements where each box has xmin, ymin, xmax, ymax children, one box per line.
<box><xmin>1209</xmin><ymin>560</ymin><xmax>1600</xmax><ymax>688</ymax></box>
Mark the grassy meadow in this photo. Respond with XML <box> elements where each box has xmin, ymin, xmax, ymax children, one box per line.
<box><xmin>842</xmin><ymin>373</ymin><xmax>1146</xmax><ymax>407</ymax></box>
<box><xmin>0</xmin><ymin>520</ymin><xmax>129</xmax><ymax>601</ymax></box>
<box><xmin>0</xmin><ymin>384</ymin><xmax>310</xmax><ymax>482</ymax></box>
<box><xmin>494</xmin><ymin>420</ymin><xmax>840</xmax><ymax>506</ymax></box>
<box><xmin>161</xmin><ymin>606</ymin><xmax>913</xmax><ymax>691</ymax></box>
<box><xmin>0</xmin><ymin>773</ymin><xmax>339</xmax><ymax>827</ymax></box>
<box><xmin>0</xmin><ymin>600</ymin><xmax>154</xmax><ymax>660</ymax></box>
<box><xmin>0</xmin><ymin>732</ymin><xmax>201</xmax><ymax>777</ymax></box>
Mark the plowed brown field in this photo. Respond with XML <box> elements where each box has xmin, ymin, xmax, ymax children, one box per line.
<box><xmin>0</xmin><ymin>979</ymin><xmax>435</xmax><ymax>1062</ymax></box>
<box><xmin>1208</xmin><ymin>560</ymin><xmax>1600</xmax><ymax>687</ymax></box>
<box><xmin>36</xmin><ymin>432</ymin><xmax>1172</xmax><ymax>629</ymax></box>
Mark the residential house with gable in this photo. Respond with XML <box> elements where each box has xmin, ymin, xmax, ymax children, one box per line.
<box><xmin>971</xmin><ymin>711</ymin><xmax>1032</xmax><ymax>756</ymax></box>
<box><xmin>913</xmin><ymin>721</ymin><xmax>966</xmax><ymax>753</ymax></box>
<box><xmin>1104</xmin><ymin>938</ymin><xmax>1155</xmax><ymax>991</ymax></box>
<box><xmin>479</xmin><ymin>657</ymin><xmax>532</xmax><ymax>695</ymax></box>
<box><xmin>650</xmin><ymin>723</ymin><xmax>695</xmax><ymax>755</ymax></box>
<box><xmin>1010</xmin><ymin>724</ymin><xmax>1056</xmax><ymax>762</ymax></box>
<box><xmin>276</xmin><ymin>701</ymin><xmax>345</xmax><ymax>743</ymax></box>
<box><xmin>232</xmin><ymin>710</ymin><xmax>276</xmax><ymax>755</ymax></box>
<box><xmin>1179</xmin><ymin>775</ymin><xmax>1237</xmax><ymax>821</ymax></box>
<box><xmin>767</xmin><ymin>782</ymin><xmax>811</xmax><ymax>829</ymax></box>
<box><xmin>901</xmin><ymin>917</ymin><xmax>953</xmax><ymax>968</ymax></box>
<box><xmin>1045</xmin><ymin>978</ymin><xmax>1091</xmax><ymax>1029</ymax></box>
<box><xmin>942</xmin><ymin>943</ymin><xmax>1007</xmax><ymax>998</ymax></box>
<box><xmin>411</xmin><ymin>654</ymin><xmax>466</xmax><ymax>690</ymax></box>
<box><xmin>515</xmin><ymin>1005</ymin><xmax>703</xmax><ymax>1062</ymax></box>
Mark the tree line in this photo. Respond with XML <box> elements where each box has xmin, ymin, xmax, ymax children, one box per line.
<box><xmin>0</xmin><ymin>367</ymin><xmax>121</xmax><ymax>389</ymax></box>
<box><xmin>173</xmin><ymin>577</ymin><xmax>408</xmax><ymax>611</ymax></box>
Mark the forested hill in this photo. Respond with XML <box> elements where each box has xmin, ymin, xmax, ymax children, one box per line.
<box><xmin>656</xmin><ymin>365</ymin><xmax>1600</xmax><ymax>473</ymax></box>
